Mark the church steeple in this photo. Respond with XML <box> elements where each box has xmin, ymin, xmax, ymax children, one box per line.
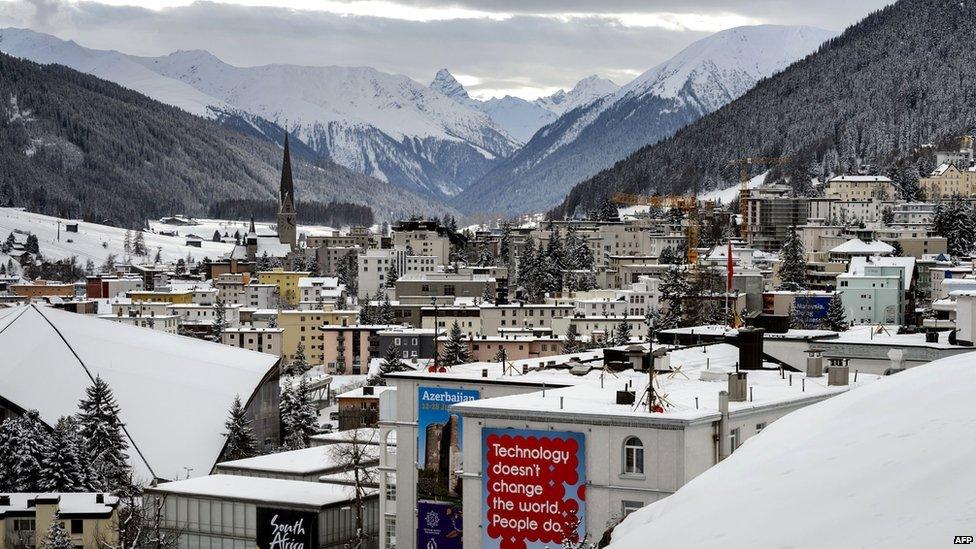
<box><xmin>277</xmin><ymin>133</ymin><xmax>297</xmax><ymax>249</ymax></box>
<box><xmin>279</xmin><ymin>133</ymin><xmax>294</xmax><ymax>204</ymax></box>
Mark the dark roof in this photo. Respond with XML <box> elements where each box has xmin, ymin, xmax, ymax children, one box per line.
<box><xmin>280</xmin><ymin>134</ymin><xmax>294</xmax><ymax>204</ymax></box>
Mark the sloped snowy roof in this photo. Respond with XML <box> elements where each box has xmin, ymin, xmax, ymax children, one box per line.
<box><xmin>847</xmin><ymin>255</ymin><xmax>915</xmax><ymax>288</ymax></box>
<box><xmin>607</xmin><ymin>351</ymin><xmax>976</xmax><ymax>549</ymax></box>
<box><xmin>147</xmin><ymin>475</ymin><xmax>361</xmax><ymax>509</ymax></box>
<box><xmin>0</xmin><ymin>305</ymin><xmax>279</xmax><ymax>482</ymax></box>
<box><xmin>0</xmin><ymin>492</ymin><xmax>120</xmax><ymax>517</ymax></box>
<box><xmin>215</xmin><ymin>444</ymin><xmax>379</xmax><ymax>475</ymax></box>
<box><xmin>829</xmin><ymin>238</ymin><xmax>894</xmax><ymax>255</ymax></box>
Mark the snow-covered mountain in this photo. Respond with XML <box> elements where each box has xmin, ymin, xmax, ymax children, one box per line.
<box><xmin>455</xmin><ymin>25</ymin><xmax>836</xmax><ymax>215</ymax></box>
<box><xmin>429</xmin><ymin>68</ymin><xmax>619</xmax><ymax>143</ymax></box>
<box><xmin>0</xmin><ymin>28</ymin><xmax>518</xmax><ymax>200</ymax></box>
<box><xmin>0</xmin><ymin>27</ymin><xmax>228</xmax><ymax>116</ymax></box>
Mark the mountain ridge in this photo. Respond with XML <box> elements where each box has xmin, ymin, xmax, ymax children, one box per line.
<box><xmin>455</xmin><ymin>24</ymin><xmax>835</xmax><ymax>216</ymax></box>
<box><xmin>552</xmin><ymin>0</ymin><xmax>975</xmax><ymax>218</ymax></box>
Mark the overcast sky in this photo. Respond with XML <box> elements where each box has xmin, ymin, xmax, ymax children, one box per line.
<box><xmin>0</xmin><ymin>0</ymin><xmax>893</xmax><ymax>99</ymax></box>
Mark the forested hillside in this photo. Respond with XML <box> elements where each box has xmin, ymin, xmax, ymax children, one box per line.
<box><xmin>552</xmin><ymin>0</ymin><xmax>976</xmax><ymax>218</ymax></box>
<box><xmin>0</xmin><ymin>52</ymin><xmax>456</xmax><ymax>226</ymax></box>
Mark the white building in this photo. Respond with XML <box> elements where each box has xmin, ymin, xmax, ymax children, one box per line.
<box><xmin>358</xmin><ymin>248</ymin><xmax>439</xmax><ymax>299</ymax></box>
<box><xmin>381</xmin><ymin>343</ymin><xmax>873</xmax><ymax>549</ymax></box>
<box><xmin>99</xmin><ymin>311</ymin><xmax>180</xmax><ymax>334</ymax></box>
<box><xmin>245</xmin><ymin>283</ymin><xmax>279</xmax><ymax>309</ymax></box>
<box><xmin>222</xmin><ymin>326</ymin><xmax>283</xmax><ymax>356</ymax></box>
<box><xmin>168</xmin><ymin>302</ymin><xmax>242</xmax><ymax>328</ymax></box>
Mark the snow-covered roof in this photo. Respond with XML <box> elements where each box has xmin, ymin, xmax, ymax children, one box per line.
<box><xmin>215</xmin><ymin>444</ymin><xmax>379</xmax><ymax>475</ymax></box>
<box><xmin>0</xmin><ymin>305</ymin><xmax>280</xmax><ymax>482</ymax></box>
<box><xmin>147</xmin><ymin>475</ymin><xmax>363</xmax><ymax>509</ymax></box>
<box><xmin>829</xmin><ymin>238</ymin><xmax>894</xmax><ymax>255</ymax></box>
<box><xmin>828</xmin><ymin>175</ymin><xmax>893</xmax><ymax>183</ymax></box>
<box><xmin>337</xmin><ymin>385</ymin><xmax>396</xmax><ymax>399</ymax></box>
<box><xmin>607</xmin><ymin>351</ymin><xmax>976</xmax><ymax>549</ymax></box>
<box><xmin>847</xmin><ymin>256</ymin><xmax>915</xmax><ymax>288</ymax></box>
<box><xmin>453</xmin><ymin>344</ymin><xmax>874</xmax><ymax>423</ymax></box>
<box><xmin>0</xmin><ymin>493</ymin><xmax>120</xmax><ymax>517</ymax></box>
<box><xmin>298</xmin><ymin>277</ymin><xmax>340</xmax><ymax>288</ymax></box>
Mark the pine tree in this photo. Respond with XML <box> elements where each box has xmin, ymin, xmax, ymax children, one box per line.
<box><xmin>40</xmin><ymin>417</ymin><xmax>90</xmax><ymax>492</ymax></box>
<box><xmin>123</xmin><ymin>230</ymin><xmax>132</xmax><ymax>255</ymax></box>
<box><xmin>77</xmin><ymin>375</ymin><xmax>131</xmax><ymax>492</ymax></box>
<box><xmin>441</xmin><ymin>321</ymin><xmax>471</xmax><ymax>366</ymax></box>
<box><xmin>379</xmin><ymin>292</ymin><xmax>395</xmax><ymax>325</ymax></box>
<box><xmin>385</xmin><ymin>262</ymin><xmax>399</xmax><ymax>288</ymax></box>
<box><xmin>481</xmin><ymin>284</ymin><xmax>494</xmax><ymax>304</ymax></box>
<box><xmin>359</xmin><ymin>296</ymin><xmax>376</xmax><ymax>325</ymax></box>
<box><xmin>40</xmin><ymin>516</ymin><xmax>73</xmax><ymax>549</ymax></box>
<box><xmin>280</xmin><ymin>377</ymin><xmax>317</xmax><ymax>450</ymax></box>
<box><xmin>222</xmin><ymin>395</ymin><xmax>257</xmax><ymax>462</ymax></box>
<box><xmin>493</xmin><ymin>346</ymin><xmax>508</xmax><ymax>364</ymax></box>
<box><xmin>133</xmin><ymin>231</ymin><xmax>147</xmax><ymax>256</ymax></box>
<box><xmin>778</xmin><ymin>227</ymin><xmax>807</xmax><ymax>291</ymax></box>
<box><xmin>25</xmin><ymin>233</ymin><xmax>40</xmax><ymax>255</ymax></box>
<box><xmin>546</xmin><ymin>228</ymin><xmax>565</xmax><ymax>293</ymax></box>
<box><xmin>289</xmin><ymin>341</ymin><xmax>308</xmax><ymax>374</ymax></box>
<box><xmin>212</xmin><ymin>230</ymin><xmax>222</xmax><ymax>242</ymax></box>
<box><xmin>658</xmin><ymin>267</ymin><xmax>689</xmax><ymax>329</ymax></box>
<box><xmin>822</xmin><ymin>292</ymin><xmax>849</xmax><ymax>331</ymax></box>
<box><xmin>934</xmin><ymin>199</ymin><xmax>976</xmax><ymax>257</ymax></box>
<box><xmin>498</xmin><ymin>221</ymin><xmax>513</xmax><ymax>269</ymax></box>
<box><xmin>613</xmin><ymin>319</ymin><xmax>632</xmax><ymax>346</ymax></box>
<box><xmin>0</xmin><ymin>410</ymin><xmax>51</xmax><ymax>491</ymax></box>
<box><xmin>563</xmin><ymin>323</ymin><xmax>585</xmax><ymax>353</ymax></box>
<box><xmin>212</xmin><ymin>295</ymin><xmax>228</xmax><ymax>342</ymax></box>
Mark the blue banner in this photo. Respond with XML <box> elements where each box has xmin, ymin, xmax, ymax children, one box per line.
<box><xmin>417</xmin><ymin>501</ymin><xmax>463</xmax><ymax>549</ymax></box>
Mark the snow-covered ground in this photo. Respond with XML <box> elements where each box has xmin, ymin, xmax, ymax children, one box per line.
<box><xmin>608</xmin><ymin>351</ymin><xmax>976</xmax><ymax>549</ymax></box>
<box><xmin>0</xmin><ymin>208</ymin><xmax>232</xmax><ymax>264</ymax></box>
<box><xmin>619</xmin><ymin>173</ymin><xmax>766</xmax><ymax>217</ymax></box>
<box><xmin>147</xmin><ymin>218</ymin><xmax>339</xmax><ymax>240</ymax></box>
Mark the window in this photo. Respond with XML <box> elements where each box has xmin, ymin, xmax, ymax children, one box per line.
<box><xmin>623</xmin><ymin>436</ymin><xmax>644</xmax><ymax>475</ymax></box>
<box><xmin>730</xmin><ymin>427</ymin><xmax>741</xmax><ymax>451</ymax></box>
<box><xmin>756</xmin><ymin>422</ymin><xmax>767</xmax><ymax>433</ymax></box>
<box><xmin>621</xmin><ymin>500</ymin><xmax>644</xmax><ymax>516</ymax></box>
<box><xmin>384</xmin><ymin>515</ymin><xmax>397</xmax><ymax>549</ymax></box>
<box><xmin>70</xmin><ymin>520</ymin><xmax>83</xmax><ymax>535</ymax></box>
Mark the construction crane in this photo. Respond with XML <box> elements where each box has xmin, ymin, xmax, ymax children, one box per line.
<box><xmin>612</xmin><ymin>193</ymin><xmax>713</xmax><ymax>263</ymax></box>
<box><xmin>728</xmin><ymin>157</ymin><xmax>790</xmax><ymax>240</ymax></box>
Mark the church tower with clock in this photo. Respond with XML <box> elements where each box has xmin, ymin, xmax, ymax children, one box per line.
<box><xmin>277</xmin><ymin>134</ymin><xmax>298</xmax><ymax>249</ymax></box>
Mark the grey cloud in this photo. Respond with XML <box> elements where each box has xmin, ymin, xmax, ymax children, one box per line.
<box><xmin>0</xmin><ymin>0</ymin><xmax>886</xmax><ymax>97</ymax></box>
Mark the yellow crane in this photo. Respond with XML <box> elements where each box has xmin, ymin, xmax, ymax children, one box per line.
<box><xmin>612</xmin><ymin>192</ymin><xmax>713</xmax><ymax>263</ymax></box>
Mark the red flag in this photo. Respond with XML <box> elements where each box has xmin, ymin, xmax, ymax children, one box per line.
<box><xmin>726</xmin><ymin>240</ymin><xmax>734</xmax><ymax>292</ymax></box>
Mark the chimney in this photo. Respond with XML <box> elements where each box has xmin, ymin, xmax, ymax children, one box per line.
<box><xmin>362</xmin><ymin>386</ymin><xmax>374</xmax><ymax>396</ymax></box>
<box><xmin>615</xmin><ymin>390</ymin><xmax>635</xmax><ymax>405</ymax></box>
<box><xmin>0</xmin><ymin>495</ymin><xmax>9</xmax><ymax>505</ymax></box>
<box><xmin>806</xmin><ymin>349</ymin><xmax>824</xmax><ymax>378</ymax></box>
<box><xmin>738</xmin><ymin>327</ymin><xmax>764</xmax><ymax>370</ymax></box>
<box><xmin>626</xmin><ymin>345</ymin><xmax>646</xmax><ymax>371</ymax></box>
<box><xmin>828</xmin><ymin>358</ymin><xmax>850</xmax><ymax>386</ymax></box>
<box><xmin>95</xmin><ymin>494</ymin><xmax>104</xmax><ymax>504</ymax></box>
<box><xmin>481</xmin><ymin>368</ymin><xmax>488</xmax><ymax>378</ymax></box>
<box><xmin>728</xmin><ymin>372</ymin><xmax>748</xmax><ymax>402</ymax></box>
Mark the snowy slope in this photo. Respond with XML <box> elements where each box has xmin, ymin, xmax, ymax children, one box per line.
<box><xmin>0</xmin><ymin>27</ymin><xmax>227</xmax><ymax>117</ymax></box>
<box><xmin>609</xmin><ymin>352</ymin><xmax>976</xmax><ymax>549</ymax></box>
<box><xmin>0</xmin><ymin>208</ymin><xmax>233</xmax><ymax>264</ymax></box>
<box><xmin>429</xmin><ymin>69</ymin><xmax>618</xmax><ymax>143</ymax></box>
<box><xmin>133</xmin><ymin>52</ymin><xmax>518</xmax><ymax>197</ymax></box>
<box><xmin>535</xmin><ymin>74</ymin><xmax>621</xmax><ymax>116</ymax></box>
<box><xmin>455</xmin><ymin>25</ymin><xmax>834</xmax><ymax>215</ymax></box>
<box><xmin>0</xmin><ymin>28</ymin><xmax>516</xmax><ymax>200</ymax></box>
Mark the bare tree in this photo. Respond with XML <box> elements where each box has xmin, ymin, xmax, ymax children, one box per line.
<box><xmin>327</xmin><ymin>430</ymin><xmax>378</xmax><ymax>549</ymax></box>
<box><xmin>96</xmin><ymin>480</ymin><xmax>180</xmax><ymax>549</ymax></box>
